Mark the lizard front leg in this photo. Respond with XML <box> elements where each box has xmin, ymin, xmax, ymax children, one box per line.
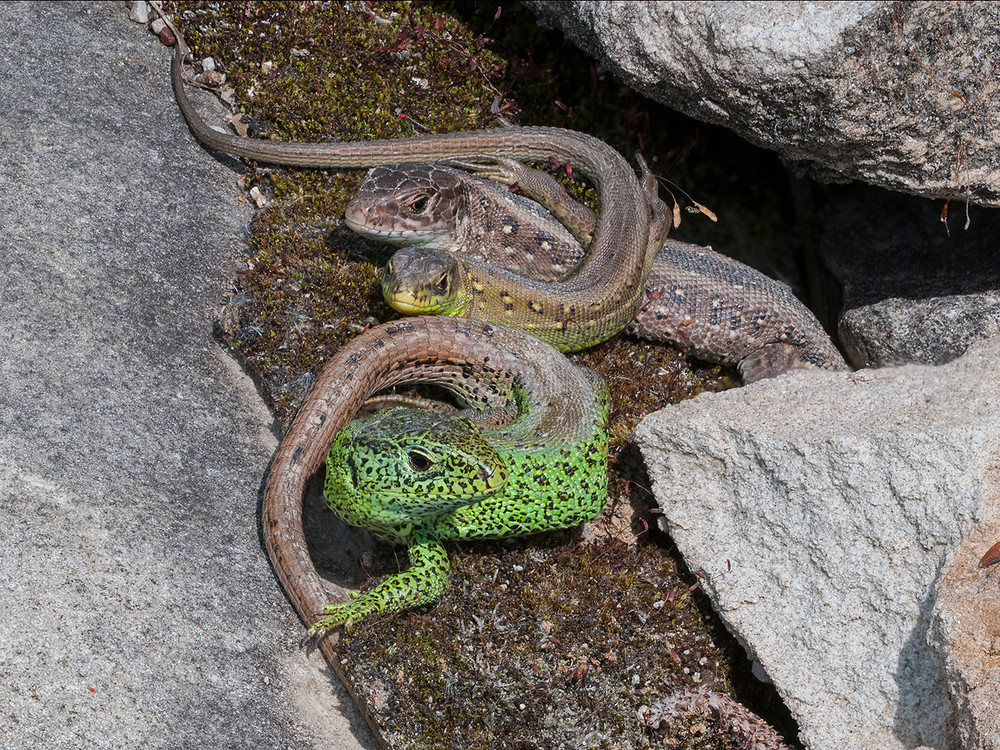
<box><xmin>308</xmin><ymin>527</ymin><xmax>451</xmax><ymax>635</ymax></box>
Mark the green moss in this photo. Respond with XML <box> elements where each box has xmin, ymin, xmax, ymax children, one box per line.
<box><xmin>340</xmin><ymin>540</ymin><xmax>734</xmax><ymax>748</ymax></box>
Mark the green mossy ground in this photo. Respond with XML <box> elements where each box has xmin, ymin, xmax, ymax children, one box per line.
<box><xmin>342</xmin><ymin>540</ymin><xmax>734</xmax><ymax>748</ymax></box>
<box><xmin>169</xmin><ymin>2</ymin><xmax>801</xmax><ymax>747</ymax></box>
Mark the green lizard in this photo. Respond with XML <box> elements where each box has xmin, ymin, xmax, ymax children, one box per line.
<box><xmin>264</xmin><ymin>316</ymin><xmax>609</xmax><ymax>636</ymax></box>
<box><xmin>172</xmin><ymin>43</ymin><xmax>618</xmax><ymax>636</ymax></box>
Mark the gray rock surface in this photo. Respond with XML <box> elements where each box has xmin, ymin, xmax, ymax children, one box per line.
<box><xmin>0</xmin><ymin>3</ymin><xmax>374</xmax><ymax>748</ymax></box>
<box><xmin>635</xmin><ymin>337</ymin><xmax>1000</xmax><ymax>750</ymax></box>
<box><xmin>820</xmin><ymin>185</ymin><xmax>1000</xmax><ymax>369</ymax></box>
<box><xmin>527</xmin><ymin>1</ymin><xmax>1000</xmax><ymax>207</ymax></box>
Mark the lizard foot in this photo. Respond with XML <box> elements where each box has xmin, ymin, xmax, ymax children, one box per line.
<box><xmin>305</xmin><ymin>605</ymin><xmax>361</xmax><ymax>640</ymax></box>
<box><xmin>438</xmin><ymin>155</ymin><xmax>527</xmax><ymax>186</ymax></box>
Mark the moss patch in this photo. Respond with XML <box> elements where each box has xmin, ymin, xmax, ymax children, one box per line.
<box><xmin>341</xmin><ymin>540</ymin><xmax>730</xmax><ymax>749</ymax></box>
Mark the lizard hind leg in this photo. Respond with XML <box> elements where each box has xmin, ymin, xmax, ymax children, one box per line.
<box><xmin>738</xmin><ymin>342</ymin><xmax>821</xmax><ymax>383</ymax></box>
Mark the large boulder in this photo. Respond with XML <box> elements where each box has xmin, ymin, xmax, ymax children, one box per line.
<box><xmin>527</xmin><ymin>1</ymin><xmax>1000</xmax><ymax>207</ymax></box>
<box><xmin>635</xmin><ymin>336</ymin><xmax>1000</xmax><ymax>749</ymax></box>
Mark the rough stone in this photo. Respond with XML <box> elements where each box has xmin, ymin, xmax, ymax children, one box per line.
<box><xmin>0</xmin><ymin>3</ymin><xmax>375</xmax><ymax>748</ymax></box>
<box><xmin>635</xmin><ymin>337</ymin><xmax>1000</xmax><ymax>750</ymax></box>
<box><xmin>526</xmin><ymin>1</ymin><xmax>1000</xmax><ymax>207</ymax></box>
<box><xmin>819</xmin><ymin>186</ymin><xmax>1000</xmax><ymax>368</ymax></box>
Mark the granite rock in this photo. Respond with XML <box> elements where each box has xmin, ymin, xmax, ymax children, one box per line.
<box><xmin>635</xmin><ymin>336</ymin><xmax>1000</xmax><ymax>749</ymax></box>
<box><xmin>527</xmin><ymin>1</ymin><xmax>1000</xmax><ymax>207</ymax></box>
<box><xmin>818</xmin><ymin>185</ymin><xmax>1000</xmax><ymax>369</ymax></box>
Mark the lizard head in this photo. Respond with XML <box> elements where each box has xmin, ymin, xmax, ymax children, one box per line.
<box><xmin>324</xmin><ymin>408</ymin><xmax>509</xmax><ymax>540</ymax></box>
<box><xmin>344</xmin><ymin>163</ymin><xmax>468</xmax><ymax>249</ymax></box>
<box><xmin>381</xmin><ymin>247</ymin><xmax>467</xmax><ymax>316</ymax></box>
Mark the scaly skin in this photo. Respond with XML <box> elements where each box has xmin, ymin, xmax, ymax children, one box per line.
<box><xmin>172</xmin><ymin>42</ymin><xmax>617</xmax><ymax>670</ymax></box>
<box><xmin>351</xmin><ymin>162</ymin><xmax>849</xmax><ymax>381</ymax></box>
<box><xmin>344</xmin><ymin>162</ymin><xmax>587</xmax><ymax>279</ymax></box>
<box><xmin>171</xmin><ymin>46</ymin><xmax>660</xmax><ymax>352</ymax></box>
<box><xmin>261</xmin><ymin>316</ymin><xmax>609</xmax><ymax>638</ymax></box>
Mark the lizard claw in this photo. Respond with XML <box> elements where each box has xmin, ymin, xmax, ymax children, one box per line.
<box><xmin>979</xmin><ymin>539</ymin><xmax>1000</xmax><ymax>568</ymax></box>
<box><xmin>302</xmin><ymin>601</ymin><xmax>364</xmax><ymax>645</ymax></box>
<box><xmin>300</xmin><ymin>627</ymin><xmax>324</xmax><ymax>649</ymax></box>
<box><xmin>302</xmin><ymin>618</ymin><xmax>342</xmax><ymax>647</ymax></box>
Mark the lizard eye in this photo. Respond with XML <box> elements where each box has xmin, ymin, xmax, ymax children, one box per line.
<box><xmin>407</xmin><ymin>195</ymin><xmax>430</xmax><ymax>213</ymax></box>
<box><xmin>434</xmin><ymin>272</ymin><xmax>449</xmax><ymax>293</ymax></box>
<box><xmin>408</xmin><ymin>450</ymin><xmax>432</xmax><ymax>471</ymax></box>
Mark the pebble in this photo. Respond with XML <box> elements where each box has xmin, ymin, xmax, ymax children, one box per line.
<box><xmin>199</xmin><ymin>70</ymin><xmax>225</xmax><ymax>87</ymax></box>
<box><xmin>248</xmin><ymin>187</ymin><xmax>267</xmax><ymax>209</ymax></box>
<box><xmin>128</xmin><ymin>1</ymin><xmax>149</xmax><ymax>24</ymax></box>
